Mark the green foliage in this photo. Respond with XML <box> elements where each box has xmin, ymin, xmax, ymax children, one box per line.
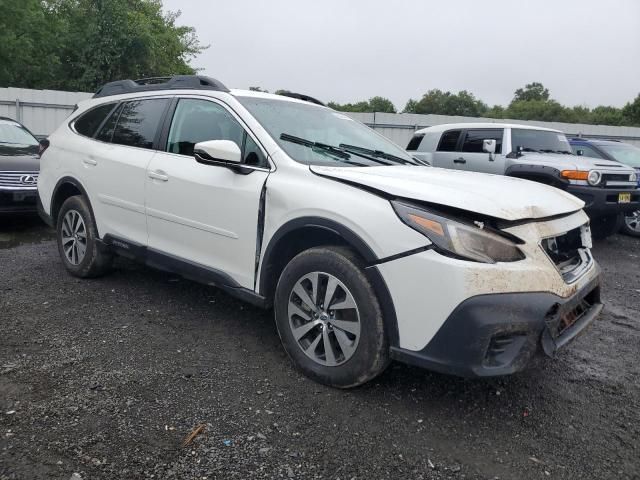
<box><xmin>249</xmin><ymin>87</ymin><xmax>269</xmax><ymax>92</ymax></box>
<box><xmin>0</xmin><ymin>0</ymin><xmax>206</xmax><ymax>91</ymax></box>
<box><xmin>403</xmin><ymin>89</ymin><xmax>488</xmax><ymax>117</ymax></box>
<box><xmin>512</xmin><ymin>82</ymin><xmax>550</xmax><ymax>103</ymax></box>
<box><xmin>622</xmin><ymin>94</ymin><xmax>640</xmax><ymax>125</ymax></box>
<box><xmin>328</xmin><ymin>96</ymin><xmax>396</xmax><ymax>113</ymax></box>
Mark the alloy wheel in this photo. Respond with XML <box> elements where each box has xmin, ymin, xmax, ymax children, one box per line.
<box><xmin>287</xmin><ymin>271</ymin><xmax>361</xmax><ymax>367</ymax></box>
<box><xmin>61</xmin><ymin>209</ymin><xmax>87</xmax><ymax>265</ymax></box>
<box><xmin>624</xmin><ymin>210</ymin><xmax>640</xmax><ymax>233</ymax></box>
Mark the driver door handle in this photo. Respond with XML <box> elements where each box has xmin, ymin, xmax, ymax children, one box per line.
<box><xmin>453</xmin><ymin>157</ymin><xmax>466</xmax><ymax>164</ymax></box>
<box><xmin>148</xmin><ymin>170</ymin><xmax>169</xmax><ymax>182</ymax></box>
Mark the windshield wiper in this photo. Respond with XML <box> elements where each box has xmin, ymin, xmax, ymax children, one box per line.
<box><xmin>339</xmin><ymin>143</ymin><xmax>417</xmax><ymax>165</ymax></box>
<box><xmin>280</xmin><ymin>133</ymin><xmax>369</xmax><ymax>166</ymax></box>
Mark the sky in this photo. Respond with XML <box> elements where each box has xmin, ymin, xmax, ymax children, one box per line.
<box><xmin>162</xmin><ymin>0</ymin><xmax>640</xmax><ymax>111</ymax></box>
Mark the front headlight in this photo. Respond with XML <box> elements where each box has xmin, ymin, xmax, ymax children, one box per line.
<box><xmin>587</xmin><ymin>170</ymin><xmax>602</xmax><ymax>186</ymax></box>
<box><xmin>392</xmin><ymin>201</ymin><xmax>525</xmax><ymax>264</ymax></box>
<box><xmin>630</xmin><ymin>171</ymin><xmax>638</xmax><ymax>183</ymax></box>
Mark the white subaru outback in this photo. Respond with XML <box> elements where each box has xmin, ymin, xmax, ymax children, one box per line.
<box><xmin>38</xmin><ymin>76</ymin><xmax>602</xmax><ymax>388</ymax></box>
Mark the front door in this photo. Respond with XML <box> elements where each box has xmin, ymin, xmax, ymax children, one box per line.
<box><xmin>145</xmin><ymin>97</ymin><xmax>270</xmax><ymax>289</ymax></box>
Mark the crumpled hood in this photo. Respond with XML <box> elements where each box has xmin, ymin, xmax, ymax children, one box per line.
<box><xmin>310</xmin><ymin>165</ymin><xmax>584</xmax><ymax>221</ymax></box>
<box><xmin>517</xmin><ymin>152</ymin><xmax>629</xmax><ymax>171</ymax></box>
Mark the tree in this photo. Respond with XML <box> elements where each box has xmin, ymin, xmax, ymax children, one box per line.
<box><xmin>590</xmin><ymin>106</ymin><xmax>625</xmax><ymax>126</ymax></box>
<box><xmin>405</xmin><ymin>89</ymin><xmax>488</xmax><ymax>116</ymax></box>
<box><xmin>622</xmin><ymin>94</ymin><xmax>640</xmax><ymax>126</ymax></box>
<box><xmin>0</xmin><ymin>0</ymin><xmax>206</xmax><ymax>91</ymax></box>
<box><xmin>250</xmin><ymin>87</ymin><xmax>269</xmax><ymax>92</ymax></box>
<box><xmin>328</xmin><ymin>96</ymin><xmax>396</xmax><ymax>113</ymax></box>
<box><xmin>512</xmin><ymin>82</ymin><xmax>550</xmax><ymax>103</ymax></box>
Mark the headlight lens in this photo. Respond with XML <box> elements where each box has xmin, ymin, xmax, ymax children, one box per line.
<box><xmin>587</xmin><ymin>170</ymin><xmax>602</xmax><ymax>186</ymax></box>
<box><xmin>630</xmin><ymin>171</ymin><xmax>638</xmax><ymax>183</ymax></box>
<box><xmin>392</xmin><ymin>201</ymin><xmax>525</xmax><ymax>263</ymax></box>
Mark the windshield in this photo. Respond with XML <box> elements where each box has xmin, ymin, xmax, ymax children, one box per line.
<box><xmin>0</xmin><ymin>119</ymin><xmax>38</xmax><ymax>146</ymax></box>
<box><xmin>511</xmin><ymin>128</ymin><xmax>572</xmax><ymax>154</ymax></box>
<box><xmin>599</xmin><ymin>144</ymin><xmax>640</xmax><ymax>168</ymax></box>
<box><xmin>237</xmin><ymin>96</ymin><xmax>415</xmax><ymax>166</ymax></box>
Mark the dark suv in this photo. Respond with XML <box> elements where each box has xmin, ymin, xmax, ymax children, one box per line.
<box><xmin>570</xmin><ymin>138</ymin><xmax>640</xmax><ymax>237</ymax></box>
<box><xmin>0</xmin><ymin>117</ymin><xmax>41</xmax><ymax>214</ymax></box>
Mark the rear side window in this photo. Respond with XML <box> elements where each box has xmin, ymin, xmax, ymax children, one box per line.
<box><xmin>406</xmin><ymin>134</ymin><xmax>424</xmax><ymax>151</ymax></box>
<box><xmin>461</xmin><ymin>129</ymin><xmax>503</xmax><ymax>154</ymax></box>
<box><xmin>74</xmin><ymin>103</ymin><xmax>117</xmax><ymax>138</ymax></box>
<box><xmin>436</xmin><ymin>130</ymin><xmax>461</xmax><ymax>152</ymax></box>
<box><xmin>112</xmin><ymin>98</ymin><xmax>170</xmax><ymax>149</ymax></box>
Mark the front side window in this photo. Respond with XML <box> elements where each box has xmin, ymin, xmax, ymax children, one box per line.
<box><xmin>74</xmin><ymin>103</ymin><xmax>117</xmax><ymax>138</ymax></box>
<box><xmin>571</xmin><ymin>144</ymin><xmax>604</xmax><ymax>159</ymax></box>
<box><xmin>166</xmin><ymin>99</ymin><xmax>267</xmax><ymax>167</ymax></box>
<box><xmin>437</xmin><ymin>130</ymin><xmax>462</xmax><ymax>152</ymax></box>
<box><xmin>511</xmin><ymin>129</ymin><xmax>572</xmax><ymax>154</ymax></box>
<box><xmin>111</xmin><ymin>98</ymin><xmax>169</xmax><ymax>149</ymax></box>
<box><xmin>461</xmin><ymin>129</ymin><xmax>503</xmax><ymax>154</ymax></box>
<box><xmin>237</xmin><ymin>96</ymin><xmax>415</xmax><ymax>166</ymax></box>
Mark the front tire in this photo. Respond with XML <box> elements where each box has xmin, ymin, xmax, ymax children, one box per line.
<box><xmin>620</xmin><ymin>210</ymin><xmax>640</xmax><ymax>237</ymax></box>
<box><xmin>274</xmin><ymin>246</ymin><xmax>389</xmax><ymax>388</ymax></box>
<box><xmin>56</xmin><ymin>195</ymin><xmax>112</xmax><ymax>278</ymax></box>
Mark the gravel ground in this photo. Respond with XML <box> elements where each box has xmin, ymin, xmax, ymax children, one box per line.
<box><xmin>0</xmin><ymin>216</ymin><xmax>639</xmax><ymax>480</ymax></box>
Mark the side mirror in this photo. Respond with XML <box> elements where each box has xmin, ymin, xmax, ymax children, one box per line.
<box><xmin>576</xmin><ymin>149</ymin><xmax>584</xmax><ymax>156</ymax></box>
<box><xmin>482</xmin><ymin>139</ymin><xmax>496</xmax><ymax>154</ymax></box>
<box><xmin>194</xmin><ymin>140</ymin><xmax>241</xmax><ymax>164</ymax></box>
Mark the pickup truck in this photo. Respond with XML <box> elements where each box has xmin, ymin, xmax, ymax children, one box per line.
<box><xmin>407</xmin><ymin>123</ymin><xmax>639</xmax><ymax>239</ymax></box>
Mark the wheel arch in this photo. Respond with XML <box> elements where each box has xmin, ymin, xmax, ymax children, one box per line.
<box><xmin>259</xmin><ymin>217</ymin><xmax>399</xmax><ymax>346</ymax></box>
<box><xmin>51</xmin><ymin>177</ymin><xmax>97</xmax><ymax>229</ymax></box>
<box><xmin>505</xmin><ymin>164</ymin><xmax>567</xmax><ymax>188</ymax></box>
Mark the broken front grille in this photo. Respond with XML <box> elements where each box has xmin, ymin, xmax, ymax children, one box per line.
<box><xmin>540</xmin><ymin>226</ymin><xmax>590</xmax><ymax>282</ymax></box>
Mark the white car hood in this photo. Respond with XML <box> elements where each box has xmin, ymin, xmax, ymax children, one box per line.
<box><xmin>310</xmin><ymin>165</ymin><xmax>584</xmax><ymax>221</ymax></box>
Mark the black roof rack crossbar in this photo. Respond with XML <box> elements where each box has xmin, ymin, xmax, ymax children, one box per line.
<box><xmin>276</xmin><ymin>91</ymin><xmax>325</xmax><ymax>106</ymax></box>
<box><xmin>93</xmin><ymin>75</ymin><xmax>229</xmax><ymax>98</ymax></box>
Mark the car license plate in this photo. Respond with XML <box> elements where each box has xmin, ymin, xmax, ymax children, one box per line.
<box><xmin>618</xmin><ymin>193</ymin><xmax>631</xmax><ymax>204</ymax></box>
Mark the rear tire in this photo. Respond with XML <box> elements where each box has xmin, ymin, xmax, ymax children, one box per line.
<box><xmin>274</xmin><ymin>246</ymin><xmax>389</xmax><ymax>388</ymax></box>
<box><xmin>620</xmin><ymin>210</ymin><xmax>640</xmax><ymax>237</ymax></box>
<box><xmin>56</xmin><ymin>195</ymin><xmax>112</xmax><ymax>278</ymax></box>
<box><xmin>590</xmin><ymin>213</ymin><xmax>622</xmax><ymax>240</ymax></box>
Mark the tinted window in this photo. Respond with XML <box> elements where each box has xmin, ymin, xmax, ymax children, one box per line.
<box><xmin>571</xmin><ymin>144</ymin><xmax>604</xmax><ymax>159</ymax></box>
<box><xmin>406</xmin><ymin>134</ymin><xmax>424</xmax><ymax>151</ymax></box>
<box><xmin>167</xmin><ymin>99</ymin><xmax>258</xmax><ymax>162</ymax></box>
<box><xmin>74</xmin><ymin>103</ymin><xmax>117</xmax><ymax>138</ymax></box>
<box><xmin>461</xmin><ymin>129</ymin><xmax>503</xmax><ymax>154</ymax></box>
<box><xmin>112</xmin><ymin>99</ymin><xmax>169</xmax><ymax>149</ymax></box>
<box><xmin>95</xmin><ymin>103</ymin><xmax>122</xmax><ymax>143</ymax></box>
<box><xmin>436</xmin><ymin>130</ymin><xmax>461</xmax><ymax>152</ymax></box>
<box><xmin>242</xmin><ymin>133</ymin><xmax>268</xmax><ymax>167</ymax></box>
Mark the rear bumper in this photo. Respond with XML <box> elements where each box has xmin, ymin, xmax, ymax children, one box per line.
<box><xmin>567</xmin><ymin>185</ymin><xmax>639</xmax><ymax>217</ymax></box>
<box><xmin>0</xmin><ymin>189</ymin><xmax>38</xmax><ymax>214</ymax></box>
<box><xmin>390</xmin><ymin>270</ymin><xmax>602</xmax><ymax>377</ymax></box>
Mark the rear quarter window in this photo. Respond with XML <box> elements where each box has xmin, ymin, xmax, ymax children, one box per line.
<box><xmin>73</xmin><ymin>103</ymin><xmax>118</xmax><ymax>138</ymax></box>
<box><xmin>111</xmin><ymin>98</ymin><xmax>170</xmax><ymax>150</ymax></box>
<box><xmin>406</xmin><ymin>134</ymin><xmax>424</xmax><ymax>151</ymax></box>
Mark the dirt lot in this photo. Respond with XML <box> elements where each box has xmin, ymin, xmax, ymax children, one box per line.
<box><xmin>1</xmin><ymin>216</ymin><xmax>638</xmax><ymax>480</ymax></box>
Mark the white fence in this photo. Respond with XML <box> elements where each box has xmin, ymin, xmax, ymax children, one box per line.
<box><xmin>344</xmin><ymin>112</ymin><xmax>640</xmax><ymax>148</ymax></box>
<box><xmin>2</xmin><ymin>87</ymin><xmax>640</xmax><ymax>148</ymax></box>
<box><xmin>0</xmin><ymin>87</ymin><xmax>92</xmax><ymax>138</ymax></box>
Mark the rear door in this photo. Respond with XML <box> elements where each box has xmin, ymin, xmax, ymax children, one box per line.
<box><xmin>457</xmin><ymin>128</ymin><xmax>505</xmax><ymax>174</ymax></box>
<box><xmin>431</xmin><ymin>129</ymin><xmax>463</xmax><ymax>169</ymax></box>
<box><xmin>87</xmin><ymin>97</ymin><xmax>170</xmax><ymax>245</ymax></box>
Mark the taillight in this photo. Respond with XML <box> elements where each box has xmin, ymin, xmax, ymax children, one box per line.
<box><xmin>38</xmin><ymin>139</ymin><xmax>50</xmax><ymax>156</ymax></box>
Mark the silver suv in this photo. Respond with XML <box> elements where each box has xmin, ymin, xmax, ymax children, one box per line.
<box><xmin>407</xmin><ymin>123</ymin><xmax>638</xmax><ymax>239</ymax></box>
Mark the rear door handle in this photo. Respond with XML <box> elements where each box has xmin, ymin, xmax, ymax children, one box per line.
<box><xmin>83</xmin><ymin>158</ymin><xmax>97</xmax><ymax>166</ymax></box>
<box><xmin>148</xmin><ymin>170</ymin><xmax>169</xmax><ymax>182</ymax></box>
<box><xmin>453</xmin><ymin>157</ymin><xmax>466</xmax><ymax>164</ymax></box>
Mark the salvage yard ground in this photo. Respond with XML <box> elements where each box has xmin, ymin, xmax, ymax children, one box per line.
<box><xmin>1</xmin><ymin>217</ymin><xmax>639</xmax><ymax>480</ymax></box>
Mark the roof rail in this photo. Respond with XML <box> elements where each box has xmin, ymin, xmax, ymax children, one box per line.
<box><xmin>276</xmin><ymin>91</ymin><xmax>325</xmax><ymax>106</ymax></box>
<box><xmin>93</xmin><ymin>75</ymin><xmax>229</xmax><ymax>98</ymax></box>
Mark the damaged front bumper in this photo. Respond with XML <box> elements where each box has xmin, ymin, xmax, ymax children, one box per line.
<box><xmin>390</xmin><ymin>267</ymin><xmax>602</xmax><ymax>377</ymax></box>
